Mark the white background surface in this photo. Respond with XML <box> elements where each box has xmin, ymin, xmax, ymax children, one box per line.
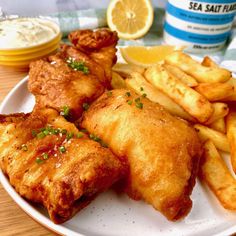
<box><xmin>0</xmin><ymin>0</ymin><xmax>167</xmax><ymax>16</ymax></box>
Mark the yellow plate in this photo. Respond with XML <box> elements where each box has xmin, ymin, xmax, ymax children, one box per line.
<box><xmin>0</xmin><ymin>32</ymin><xmax>62</xmax><ymax>56</ymax></box>
<box><xmin>0</xmin><ymin>49</ymin><xmax>58</xmax><ymax>67</ymax></box>
<box><xmin>0</xmin><ymin>42</ymin><xmax>60</xmax><ymax>62</ymax></box>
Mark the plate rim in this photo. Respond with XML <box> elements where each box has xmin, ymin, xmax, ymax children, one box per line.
<box><xmin>0</xmin><ymin>76</ymin><xmax>84</xmax><ymax>236</ymax></box>
<box><xmin>0</xmin><ymin>76</ymin><xmax>236</xmax><ymax>236</ymax></box>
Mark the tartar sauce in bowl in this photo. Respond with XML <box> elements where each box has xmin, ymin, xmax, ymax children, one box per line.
<box><xmin>0</xmin><ymin>18</ymin><xmax>60</xmax><ymax>49</ymax></box>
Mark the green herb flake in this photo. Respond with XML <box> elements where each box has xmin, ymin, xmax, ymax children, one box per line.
<box><xmin>52</xmin><ymin>128</ymin><xmax>60</xmax><ymax>135</ymax></box>
<box><xmin>142</xmin><ymin>93</ymin><xmax>147</xmax><ymax>98</ymax></box>
<box><xmin>37</xmin><ymin>132</ymin><xmax>46</xmax><ymax>139</ymax></box>
<box><xmin>66</xmin><ymin>57</ymin><xmax>89</xmax><ymax>74</ymax></box>
<box><xmin>61</xmin><ymin>129</ymin><xmax>67</xmax><ymax>135</ymax></box>
<box><xmin>21</xmin><ymin>144</ymin><xmax>28</xmax><ymax>151</ymax></box>
<box><xmin>136</xmin><ymin>102</ymin><xmax>143</xmax><ymax>109</ymax></box>
<box><xmin>32</xmin><ymin>130</ymin><xmax>37</xmax><ymax>137</ymax></box>
<box><xmin>42</xmin><ymin>153</ymin><xmax>49</xmax><ymax>160</ymax></box>
<box><xmin>135</xmin><ymin>97</ymin><xmax>140</xmax><ymax>103</ymax></box>
<box><xmin>125</xmin><ymin>92</ymin><xmax>131</xmax><ymax>97</ymax></box>
<box><xmin>43</xmin><ymin>130</ymin><xmax>49</xmax><ymax>136</ymax></box>
<box><xmin>60</xmin><ymin>106</ymin><xmax>70</xmax><ymax>118</ymax></box>
<box><xmin>59</xmin><ymin>146</ymin><xmax>66</xmax><ymax>154</ymax></box>
<box><xmin>77</xmin><ymin>132</ymin><xmax>84</xmax><ymax>138</ymax></box>
<box><xmin>66</xmin><ymin>132</ymin><xmax>74</xmax><ymax>140</ymax></box>
<box><xmin>82</xmin><ymin>103</ymin><xmax>90</xmax><ymax>111</ymax></box>
<box><xmin>140</xmin><ymin>87</ymin><xmax>144</xmax><ymax>91</ymax></box>
<box><xmin>36</xmin><ymin>157</ymin><xmax>44</xmax><ymax>164</ymax></box>
<box><xmin>127</xmin><ymin>100</ymin><xmax>132</xmax><ymax>105</ymax></box>
<box><xmin>89</xmin><ymin>133</ymin><xmax>101</xmax><ymax>142</ymax></box>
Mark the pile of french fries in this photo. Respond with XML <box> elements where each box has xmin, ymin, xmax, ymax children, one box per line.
<box><xmin>112</xmin><ymin>51</ymin><xmax>236</xmax><ymax>210</ymax></box>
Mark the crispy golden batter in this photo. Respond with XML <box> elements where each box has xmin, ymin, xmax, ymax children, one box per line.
<box><xmin>81</xmin><ymin>89</ymin><xmax>201</xmax><ymax>221</ymax></box>
<box><xmin>28</xmin><ymin>57</ymin><xmax>104</xmax><ymax>121</ymax></box>
<box><xmin>0</xmin><ymin>108</ymin><xmax>127</xmax><ymax>224</ymax></box>
<box><xmin>68</xmin><ymin>28</ymin><xmax>118</xmax><ymax>83</ymax></box>
<box><xmin>28</xmin><ymin>29</ymin><xmax>118</xmax><ymax>120</ymax></box>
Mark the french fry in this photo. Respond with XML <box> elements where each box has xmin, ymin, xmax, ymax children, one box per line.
<box><xmin>200</xmin><ymin>140</ymin><xmax>236</xmax><ymax>210</ymax></box>
<box><xmin>144</xmin><ymin>65</ymin><xmax>213</xmax><ymax>123</ymax></box>
<box><xmin>223</xmin><ymin>78</ymin><xmax>236</xmax><ymax>101</ymax></box>
<box><xmin>201</xmin><ymin>56</ymin><xmax>218</xmax><ymax>68</ymax></box>
<box><xmin>209</xmin><ymin>118</ymin><xmax>226</xmax><ymax>134</ymax></box>
<box><xmin>111</xmin><ymin>71</ymin><xmax>126</xmax><ymax>89</ymax></box>
<box><xmin>194</xmin><ymin>124</ymin><xmax>230</xmax><ymax>152</ymax></box>
<box><xmin>222</xmin><ymin>93</ymin><xmax>236</xmax><ymax>102</ymax></box>
<box><xmin>194</xmin><ymin>83</ymin><xmax>234</xmax><ymax>102</ymax></box>
<box><xmin>165</xmin><ymin>51</ymin><xmax>231</xmax><ymax>83</ymax></box>
<box><xmin>163</xmin><ymin>64</ymin><xmax>198</xmax><ymax>87</ymax></box>
<box><xmin>125</xmin><ymin>72</ymin><xmax>195</xmax><ymax>122</ymax></box>
<box><xmin>226</xmin><ymin>112</ymin><xmax>236</xmax><ymax>173</ymax></box>
<box><xmin>205</xmin><ymin>103</ymin><xmax>229</xmax><ymax>125</ymax></box>
<box><xmin>112</xmin><ymin>63</ymin><xmax>145</xmax><ymax>77</ymax></box>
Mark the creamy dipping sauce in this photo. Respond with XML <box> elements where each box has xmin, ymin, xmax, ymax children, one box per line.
<box><xmin>0</xmin><ymin>18</ymin><xmax>59</xmax><ymax>49</ymax></box>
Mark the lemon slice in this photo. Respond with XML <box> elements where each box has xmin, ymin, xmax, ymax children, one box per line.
<box><xmin>120</xmin><ymin>45</ymin><xmax>184</xmax><ymax>67</ymax></box>
<box><xmin>107</xmin><ymin>0</ymin><xmax>154</xmax><ymax>39</ymax></box>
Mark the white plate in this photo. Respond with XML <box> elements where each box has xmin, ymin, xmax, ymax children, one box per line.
<box><xmin>1</xmin><ymin>76</ymin><xmax>236</xmax><ymax>236</ymax></box>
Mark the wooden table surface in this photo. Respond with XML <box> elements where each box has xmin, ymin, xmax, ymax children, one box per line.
<box><xmin>0</xmin><ymin>66</ymin><xmax>56</xmax><ymax>236</ymax></box>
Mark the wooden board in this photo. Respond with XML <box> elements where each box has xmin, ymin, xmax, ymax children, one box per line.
<box><xmin>0</xmin><ymin>66</ymin><xmax>56</xmax><ymax>236</ymax></box>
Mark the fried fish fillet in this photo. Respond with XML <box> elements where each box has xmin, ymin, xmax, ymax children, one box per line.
<box><xmin>81</xmin><ymin>89</ymin><xmax>201</xmax><ymax>221</ymax></box>
<box><xmin>68</xmin><ymin>28</ymin><xmax>118</xmax><ymax>83</ymax></box>
<box><xmin>28</xmin><ymin>28</ymin><xmax>118</xmax><ymax>120</ymax></box>
<box><xmin>0</xmin><ymin>108</ymin><xmax>127</xmax><ymax>224</ymax></box>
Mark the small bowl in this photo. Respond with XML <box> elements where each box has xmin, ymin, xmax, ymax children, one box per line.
<box><xmin>0</xmin><ymin>17</ymin><xmax>62</xmax><ymax>67</ymax></box>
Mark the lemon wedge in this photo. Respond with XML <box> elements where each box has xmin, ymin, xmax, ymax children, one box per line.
<box><xmin>107</xmin><ymin>0</ymin><xmax>154</xmax><ymax>40</ymax></box>
<box><xmin>120</xmin><ymin>45</ymin><xmax>184</xmax><ymax>67</ymax></box>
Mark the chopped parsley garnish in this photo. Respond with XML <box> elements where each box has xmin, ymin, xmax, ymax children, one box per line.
<box><xmin>77</xmin><ymin>132</ymin><xmax>84</xmax><ymax>138</ymax></box>
<box><xmin>61</xmin><ymin>129</ymin><xmax>67</xmax><ymax>135</ymax></box>
<box><xmin>42</xmin><ymin>153</ymin><xmax>49</xmax><ymax>160</ymax></box>
<box><xmin>88</xmin><ymin>133</ymin><xmax>107</xmax><ymax>147</ymax></box>
<box><xmin>126</xmin><ymin>92</ymin><xmax>131</xmax><ymax>97</ymax></box>
<box><xmin>59</xmin><ymin>146</ymin><xmax>66</xmax><ymax>153</ymax></box>
<box><xmin>52</xmin><ymin>128</ymin><xmax>60</xmax><ymax>135</ymax></box>
<box><xmin>89</xmin><ymin>134</ymin><xmax>101</xmax><ymax>142</ymax></box>
<box><xmin>32</xmin><ymin>130</ymin><xmax>37</xmax><ymax>137</ymax></box>
<box><xmin>127</xmin><ymin>100</ymin><xmax>132</xmax><ymax>105</ymax></box>
<box><xmin>21</xmin><ymin>144</ymin><xmax>28</xmax><ymax>151</ymax></box>
<box><xmin>60</xmin><ymin>106</ymin><xmax>70</xmax><ymax>118</ymax></box>
<box><xmin>66</xmin><ymin>132</ymin><xmax>74</xmax><ymax>140</ymax></box>
<box><xmin>82</xmin><ymin>103</ymin><xmax>90</xmax><ymax>111</ymax></box>
<box><xmin>32</xmin><ymin>126</ymin><xmax>85</xmax><ymax>143</ymax></box>
<box><xmin>136</xmin><ymin>102</ymin><xmax>143</xmax><ymax>109</ymax></box>
<box><xmin>66</xmin><ymin>57</ymin><xmax>89</xmax><ymax>74</ymax></box>
<box><xmin>142</xmin><ymin>93</ymin><xmax>147</xmax><ymax>98</ymax></box>
<box><xmin>135</xmin><ymin>97</ymin><xmax>143</xmax><ymax>109</ymax></box>
<box><xmin>140</xmin><ymin>87</ymin><xmax>144</xmax><ymax>91</ymax></box>
<box><xmin>36</xmin><ymin>157</ymin><xmax>44</xmax><ymax>164</ymax></box>
<box><xmin>37</xmin><ymin>132</ymin><xmax>46</xmax><ymax>139</ymax></box>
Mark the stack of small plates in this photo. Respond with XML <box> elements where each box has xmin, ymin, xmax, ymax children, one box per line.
<box><xmin>0</xmin><ymin>18</ymin><xmax>62</xmax><ymax>67</ymax></box>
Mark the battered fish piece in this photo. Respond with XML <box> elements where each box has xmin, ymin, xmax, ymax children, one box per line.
<box><xmin>69</xmin><ymin>28</ymin><xmax>118</xmax><ymax>83</ymax></box>
<box><xmin>28</xmin><ymin>28</ymin><xmax>118</xmax><ymax>120</ymax></box>
<box><xmin>81</xmin><ymin>89</ymin><xmax>201</xmax><ymax>221</ymax></box>
<box><xmin>0</xmin><ymin>108</ymin><xmax>126</xmax><ymax>224</ymax></box>
<box><xmin>28</xmin><ymin>57</ymin><xmax>105</xmax><ymax>121</ymax></box>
